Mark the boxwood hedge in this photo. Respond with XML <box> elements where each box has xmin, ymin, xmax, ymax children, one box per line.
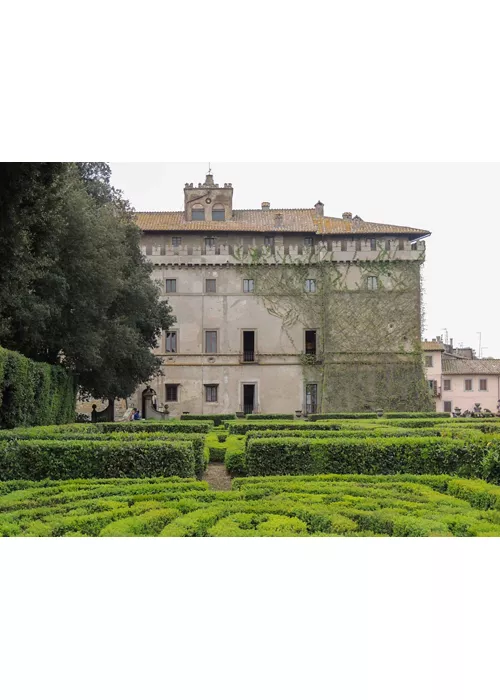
<box><xmin>98</xmin><ymin>421</ymin><xmax>213</xmax><ymax>434</ymax></box>
<box><xmin>245</xmin><ymin>414</ymin><xmax>296</xmax><ymax>420</ymax></box>
<box><xmin>0</xmin><ymin>439</ymin><xmax>196</xmax><ymax>480</ymax></box>
<box><xmin>226</xmin><ymin>421</ymin><xmax>341</xmax><ymax>435</ymax></box>
<box><xmin>180</xmin><ymin>414</ymin><xmax>235</xmax><ymax>427</ymax></box>
<box><xmin>307</xmin><ymin>413</ymin><xmax>379</xmax><ymax>421</ymax></box>
<box><xmin>245</xmin><ymin>436</ymin><xmax>488</xmax><ymax>479</ymax></box>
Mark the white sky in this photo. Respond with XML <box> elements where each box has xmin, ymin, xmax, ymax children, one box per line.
<box><xmin>110</xmin><ymin>163</ymin><xmax>500</xmax><ymax>358</ymax></box>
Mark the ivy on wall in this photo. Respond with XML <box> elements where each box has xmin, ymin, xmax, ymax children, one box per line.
<box><xmin>234</xmin><ymin>242</ymin><xmax>433</xmax><ymax>412</ymax></box>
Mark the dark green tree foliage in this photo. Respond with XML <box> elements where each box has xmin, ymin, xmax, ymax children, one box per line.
<box><xmin>0</xmin><ymin>163</ymin><xmax>174</xmax><ymax>400</ymax></box>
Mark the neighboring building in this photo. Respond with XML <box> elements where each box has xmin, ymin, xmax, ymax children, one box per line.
<box><xmin>423</xmin><ymin>339</ymin><xmax>500</xmax><ymax>414</ymax></box>
<box><xmin>131</xmin><ymin>171</ymin><xmax>431</xmax><ymax>416</ymax></box>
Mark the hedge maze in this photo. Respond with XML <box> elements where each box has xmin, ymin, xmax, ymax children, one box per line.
<box><xmin>2</xmin><ymin>413</ymin><xmax>500</xmax><ymax>536</ymax></box>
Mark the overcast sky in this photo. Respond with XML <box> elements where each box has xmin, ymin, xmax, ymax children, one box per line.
<box><xmin>110</xmin><ymin>163</ymin><xmax>500</xmax><ymax>358</ymax></box>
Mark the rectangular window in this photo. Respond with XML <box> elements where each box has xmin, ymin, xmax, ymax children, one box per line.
<box><xmin>304</xmin><ymin>237</ymin><xmax>313</xmax><ymax>247</ymax></box>
<box><xmin>305</xmin><ymin>279</ymin><xmax>317</xmax><ymax>293</ymax></box>
<box><xmin>480</xmin><ymin>378</ymin><xmax>488</xmax><ymax>391</ymax></box>
<box><xmin>165</xmin><ymin>279</ymin><xmax>177</xmax><ymax>293</ymax></box>
<box><xmin>264</xmin><ymin>236</ymin><xmax>275</xmax><ymax>247</ymax></box>
<box><xmin>165</xmin><ymin>331</ymin><xmax>177</xmax><ymax>353</ymax></box>
<box><xmin>205</xmin><ymin>279</ymin><xmax>216</xmax><ymax>293</ymax></box>
<box><xmin>192</xmin><ymin>208</ymin><xmax>205</xmax><ymax>221</ymax></box>
<box><xmin>306</xmin><ymin>384</ymin><xmax>318</xmax><ymax>415</ymax></box>
<box><xmin>370</xmin><ymin>239</ymin><xmax>377</xmax><ymax>251</ymax></box>
<box><xmin>428</xmin><ymin>380</ymin><xmax>437</xmax><ymax>395</ymax></box>
<box><xmin>205</xmin><ymin>237</ymin><xmax>215</xmax><ymax>250</ymax></box>
<box><xmin>205</xmin><ymin>330</ymin><xmax>218</xmax><ymax>354</ymax></box>
<box><xmin>465</xmin><ymin>379</ymin><xmax>473</xmax><ymax>391</ymax></box>
<box><xmin>367</xmin><ymin>276</ymin><xmax>378</xmax><ymax>291</ymax></box>
<box><xmin>205</xmin><ymin>385</ymin><xmax>218</xmax><ymax>402</ymax></box>
<box><xmin>411</xmin><ymin>241</ymin><xmax>418</xmax><ymax>250</ymax></box>
<box><xmin>341</xmin><ymin>240</ymin><xmax>347</xmax><ymax>252</ymax></box>
<box><xmin>243</xmin><ymin>279</ymin><xmax>254</xmax><ymax>293</ymax></box>
<box><xmin>212</xmin><ymin>208</ymin><xmax>225</xmax><ymax>221</ymax></box>
<box><xmin>165</xmin><ymin>384</ymin><xmax>178</xmax><ymax>402</ymax></box>
<box><xmin>305</xmin><ymin>330</ymin><xmax>317</xmax><ymax>356</ymax></box>
<box><xmin>444</xmin><ymin>401</ymin><xmax>452</xmax><ymax>413</ymax></box>
<box><xmin>425</xmin><ymin>355</ymin><xmax>433</xmax><ymax>367</ymax></box>
<box><xmin>355</xmin><ymin>240</ymin><xmax>362</xmax><ymax>251</ymax></box>
<box><xmin>172</xmin><ymin>237</ymin><xmax>182</xmax><ymax>247</ymax></box>
<box><xmin>399</xmin><ymin>239</ymin><xmax>405</xmax><ymax>250</ymax></box>
<box><xmin>145</xmin><ymin>244</ymin><xmax>153</xmax><ymax>255</ymax></box>
<box><xmin>385</xmin><ymin>240</ymin><xmax>391</xmax><ymax>251</ymax></box>
<box><xmin>443</xmin><ymin>379</ymin><xmax>451</xmax><ymax>391</ymax></box>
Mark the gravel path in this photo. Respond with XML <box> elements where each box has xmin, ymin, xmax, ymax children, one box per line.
<box><xmin>202</xmin><ymin>462</ymin><xmax>233</xmax><ymax>491</ymax></box>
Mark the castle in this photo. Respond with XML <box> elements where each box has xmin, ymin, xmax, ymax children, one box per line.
<box><xmin>131</xmin><ymin>170</ymin><xmax>432</xmax><ymax>416</ymax></box>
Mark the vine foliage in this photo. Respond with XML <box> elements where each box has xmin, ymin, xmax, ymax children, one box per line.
<box><xmin>234</xmin><ymin>242</ymin><xmax>433</xmax><ymax>413</ymax></box>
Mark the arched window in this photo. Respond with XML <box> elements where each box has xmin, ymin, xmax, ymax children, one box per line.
<box><xmin>192</xmin><ymin>204</ymin><xmax>205</xmax><ymax>221</ymax></box>
<box><xmin>212</xmin><ymin>205</ymin><xmax>225</xmax><ymax>221</ymax></box>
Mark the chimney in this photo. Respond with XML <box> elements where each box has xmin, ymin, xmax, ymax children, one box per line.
<box><xmin>342</xmin><ymin>212</ymin><xmax>352</xmax><ymax>220</ymax></box>
<box><xmin>261</xmin><ymin>202</ymin><xmax>270</xmax><ymax>211</ymax></box>
<box><xmin>314</xmin><ymin>201</ymin><xmax>324</xmax><ymax>217</ymax></box>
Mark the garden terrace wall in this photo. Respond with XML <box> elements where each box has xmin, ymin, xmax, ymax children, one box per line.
<box><xmin>0</xmin><ymin>439</ymin><xmax>196</xmax><ymax>480</ymax></box>
<box><xmin>245</xmin><ymin>436</ymin><xmax>489</xmax><ymax>479</ymax></box>
<box><xmin>0</xmin><ymin>346</ymin><xmax>76</xmax><ymax>429</ymax></box>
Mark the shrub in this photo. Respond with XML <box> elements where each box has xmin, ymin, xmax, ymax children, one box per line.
<box><xmin>384</xmin><ymin>412</ymin><xmax>451</xmax><ymax>419</ymax></box>
<box><xmin>245</xmin><ymin>436</ymin><xmax>487</xmax><ymax>479</ymax></box>
<box><xmin>244</xmin><ymin>428</ymin><xmax>444</xmax><ymax>445</ymax></box>
<box><xmin>0</xmin><ymin>440</ymin><xmax>196</xmax><ymax>480</ymax></box>
<box><xmin>98</xmin><ymin>421</ymin><xmax>213</xmax><ymax>434</ymax></box>
<box><xmin>226</xmin><ymin>421</ymin><xmax>340</xmax><ymax>435</ymax></box>
<box><xmin>180</xmin><ymin>414</ymin><xmax>235</xmax><ymax>427</ymax></box>
<box><xmin>225</xmin><ymin>441</ymin><xmax>247</xmax><ymax>476</ymax></box>
<box><xmin>245</xmin><ymin>414</ymin><xmax>296</xmax><ymax>420</ymax></box>
<box><xmin>307</xmin><ymin>413</ymin><xmax>379</xmax><ymax>421</ymax></box>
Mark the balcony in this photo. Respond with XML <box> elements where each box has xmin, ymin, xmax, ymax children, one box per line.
<box><xmin>240</xmin><ymin>350</ymin><xmax>257</xmax><ymax>363</ymax></box>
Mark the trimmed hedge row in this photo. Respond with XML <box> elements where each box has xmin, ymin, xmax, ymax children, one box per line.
<box><xmin>225</xmin><ymin>421</ymin><xmax>340</xmax><ymax>435</ymax></box>
<box><xmin>244</xmin><ymin>428</ymin><xmax>446</xmax><ymax>445</ymax></box>
<box><xmin>98</xmin><ymin>421</ymin><xmax>213</xmax><ymax>434</ymax></box>
<box><xmin>307</xmin><ymin>413</ymin><xmax>378</xmax><ymax>421</ymax></box>
<box><xmin>0</xmin><ymin>440</ymin><xmax>196</xmax><ymax>480</ymax></box>
<box><xmin>245</xmin><ymin>436</ymin><xmax>489</xmax><ymax>479</ymax></box>
<box><xmin>180</xmin><ymin>414</ymin><xmax>235</xmax><ymax>426</ymax></box>
<box><xmin>383</xmin><ymin>412</ymin><xmax>451</xmax><ymax>419</ymax></box>
<box><xmin>245</xmin><ymin>414</ymin><xmax>296</xmax><ymax>420</ymax></box>
<box><xmin>0</xmin><ymin>346</ymin><xmax>76</xmax><ymax>429</ymax></box>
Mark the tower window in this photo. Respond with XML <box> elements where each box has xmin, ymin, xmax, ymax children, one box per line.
<box><xmin>165</xmin><ymin>384</ymin><xmax>178</xmax><ymax>402</ymax></box>
<box><xmin>165</xmin><ymin>279</ymin><xmax>177</xmax><ymax>293</ymax></box>
<box><xmin>205</xmin><ymin>384</ymin><xmax>218</xmax><ymax>402</ymax></box>
<box><xmin>205</xmin><ymin>237</ymin><xmax>216</xmax><ymax>251</ymax></box>
<box><xmin>367</xmin><ymin>276</ymin><xmax>378</xmax><ymax>290</ymax></box>
<box><xmin>172</xmin><ymin>237</ymin><xmax>182</xmax><ymax>247</ymax></box>
<box><xmin>264</xmin><ymin>236</ymin><xmax>275</xmax><ymax>247</ymax></box>
<box><xmin>205</xmin><ymin>330</ymin><xmax>218</xmax><ymax>354</ymax></box>
<box><xmin>399</xmin><ymin>239</ymin><xmax>405</xmax><ymax>250</ymax></box>
<box><xmin>304</xmin><ymin>237</ymin><xmax>313</xmax><ymax>247</ymax></box>
<box><xmin>370</xmin><ymin>239</ymin><xmax>377</xmax><ymax>251</ymax></box>
<box><xmin>243</xmin><ymin>279</ymin><xmax>254</xmax><ymax>293</ymax></box>
<box><xmin>212</xmin><ymin>206</ymin><xmax>225</xmax><ymax>221</ymax></box>
<box><xmin>355</xmin><ymin>240</ymin><xmax>362</xmax><ymax>251</ymax></box>
<box><xmin>192</xmin><ymin>205</ymin><xmax>205</xmax><ymax>221</ymax></box>
<box><xmin>165</xmin><ymin>331</ymin><xmax>177</xmax><ymax>353</ymax></box>
<box><xmin>305</xmin><ymin>279</ymin><xmax>317</xmax><ymax>293</ymax></box>
<box><xmin>341</xmin><ymin>240</ymin><xmax>347</xmax><ymax>252</ymax></box>
<box><xmin>205</xmin><ymin>279</ymin><xmax>216</xmax><ymax>293</ymax></box>
<box><xmin>385</xmin><ymin>240</ymin><xmax>391</xmax><ymax>251</ymax></box>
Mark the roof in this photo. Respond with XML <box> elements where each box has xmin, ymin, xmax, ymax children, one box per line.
<box><xmin>135</xmin><ymin>209</ymin><xmax>431</xmax><ymax>236</ymax></box>
<box><xmin>442</xmin><ymin>358</ymin><xmax>500</xmax><ymax>375</ymax></box>
<box><xmin>422</xmin><ymin>341</ymin><xmax>445</xmax><ymax>351</ymax></box>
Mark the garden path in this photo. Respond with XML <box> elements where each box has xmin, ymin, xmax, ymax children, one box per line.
<box><xmin>203</xmin><ymin>463</ymin><xmax>232</xmax><ymax>491</ymax></box>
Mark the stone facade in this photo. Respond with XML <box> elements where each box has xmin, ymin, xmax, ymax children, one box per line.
<box><xmin>130</xmin><ymin>171</ymin><xmax>431</xmax><ymax>416</ymax></box>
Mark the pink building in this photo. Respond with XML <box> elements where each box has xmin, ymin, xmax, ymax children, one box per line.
<box><xmin>423</xmin><ymin>340</ymin><xmax>500</xmax><ymax>414</ymax></box>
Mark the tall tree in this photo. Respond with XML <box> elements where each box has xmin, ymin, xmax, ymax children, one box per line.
<box><xmin>0</xmin><ymin>162</ymin><xmax>174</xmax><ymax>400</ymax></box>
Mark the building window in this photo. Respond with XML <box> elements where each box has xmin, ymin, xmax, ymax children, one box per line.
<box><xmin>443</xmin><ymin>379</ymin><xmax>451</xmax><ymax>391</ymax></box>
<box><xmin>465</xmin><ymin>379</ymin><xmax>473</xmax><ymax>391</ymax></box>
<box><xmin>385</xmin><ymin>240</ymin><xmax>391</xmax><ymax>251</ymax></box>
<box><xmin>205</xmin><ymin>384</ymin><xmax>218</xmax><ymax>402</ymax></box>
<box><xmin>411</xmin><ymin>241</ymin><xmax>418</xmax><ymax>250</ymax></box>
<box><xmin>205</xmin><ymin>237</ymin><xmax>216</xmax><ymax>250</ymax></box>
<box><xmin>165</xmin><ymin>279</ymin><xmax>177</xmax><ymax>293</ymax></box>
<box><xmin>205</xmin><ymin>279</ymin><xmax>216</xmax><ymax>293</ymax></box>
<box><xmin>355</xmin><ymin>240</ymin><xmax>362</xmax><ymax>251</ymax></box>
<box><xmin>205</xmin><ymin>330</ymin><xmax>218</xmax><ymax>354</ymax></box>
<box><xmin>264</xmin><ymin>236</ymin><xmax>275</xmax><ymax>247</ymax></box>
<box><xmin>304</xmin><ymin>237</ymin><xmax>313</xmax><ymax>247</ymax></box>
<box><xmin>428</xmin><ymin>380</ymin><xmax>437</xmax><ymax>395</ymax></box>
<box><xmin>192</xmin><ymin>205</ymin><xmax>205</xmax><ymax>221</ymax></box>
<box><xmin>341</xmin><ymin>240</ymin><xmax>347</xmax><ymax>252</ymax></box>
<box><xmin>370</xmin><ymin>239</ymin><xmax>377</xmax><ymax>251</ymax></box>
<box><xmin>480</xmin><ymin>378</ymin><xmax>488</xmax><ymax>391</ymax></box>
<box><xmin>165</xmin><ymin>384</ymin><xmax>178</xmax><ymax>402</ymax></box>
<box><xmin>212</xmin><ymin>206</ymin><xmax>225</xmax><ymax>221</ymax></box>
<box><xmin>399</xmin><ymin>239</ymin><xmax>405</xmax><ymax>250</ymax></box>
<box><xmin>305</xmin><ymin>279</ymin><xmax>317</xmax><ymax>293</ymax></box>
<box><xmin>306</xmin><ymin>384</ymin><xmax>318</xmax><ymax>414</ymax></box>
<box><xmin>172</xmin><ymin>237</ymin><xmax>182</xmax><ymax>247</ymax></box>
<box><xmin>425</xmin><ymin>355</ymin><xmax>433</xmax><ymax>367</ymax></box>
<box><xmin>305</xmin><ymin>330</ymin><xmax>317</xmax><ymax>355</ymax></box>
<box><xmin>165</xmin><ymin>331</ymin><xmax>177</xmax><ymax>353</ymax></box>
<box><xmin>243</xmin><ymin>279</ymin><xmax>254</xmax><ymax>293</ymax></box>
<box><xmin>367</xmin><ymin>276</ymin><xmax>378</xmax><ymax>291</ymax></box>
<box><xmin>145</xmin><ymin>244</ymin><xmax>153</xmax><ymax>255</ymax></box>
<box><xmin>444</xmin><ymin>401</ymin><xmax>452</xmax><ymax>413</ymax></box>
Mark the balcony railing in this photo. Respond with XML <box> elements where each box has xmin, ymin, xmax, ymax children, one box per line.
<box><xmin>241</xmin><ymin>351</ymin><xmax>256</xmax><ymax>363</ymax></box>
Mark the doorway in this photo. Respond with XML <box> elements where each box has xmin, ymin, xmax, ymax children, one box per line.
<box><xmin>243</xmin><ymin>330</ymin><xmax>255</xmax><ymax>362</ymax></box>
<box><xmin>243</xmin><ymin>384</ymin><xmax>255</xmax><ymax>415</ymax></box>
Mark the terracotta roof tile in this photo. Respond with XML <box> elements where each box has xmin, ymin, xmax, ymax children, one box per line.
<box><xmin>135</xmin><ymin>209</ymin><xmax>431</xmax><ymax>236</ymax></box>
<box><xmin>442</xmin><ymin>358</ymin><xmax>500</xmax><ymax>375</ymax></box>
<box><xmin>422</xmin><ymin>341</ymin><xmax>445</xmax><ymax>351</ymax></box>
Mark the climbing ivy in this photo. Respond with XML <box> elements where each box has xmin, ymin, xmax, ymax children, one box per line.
<box><xmin>234</xmin><ymin>242</ymin><xmax>433</xmax><ymax>413</ymax></box>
